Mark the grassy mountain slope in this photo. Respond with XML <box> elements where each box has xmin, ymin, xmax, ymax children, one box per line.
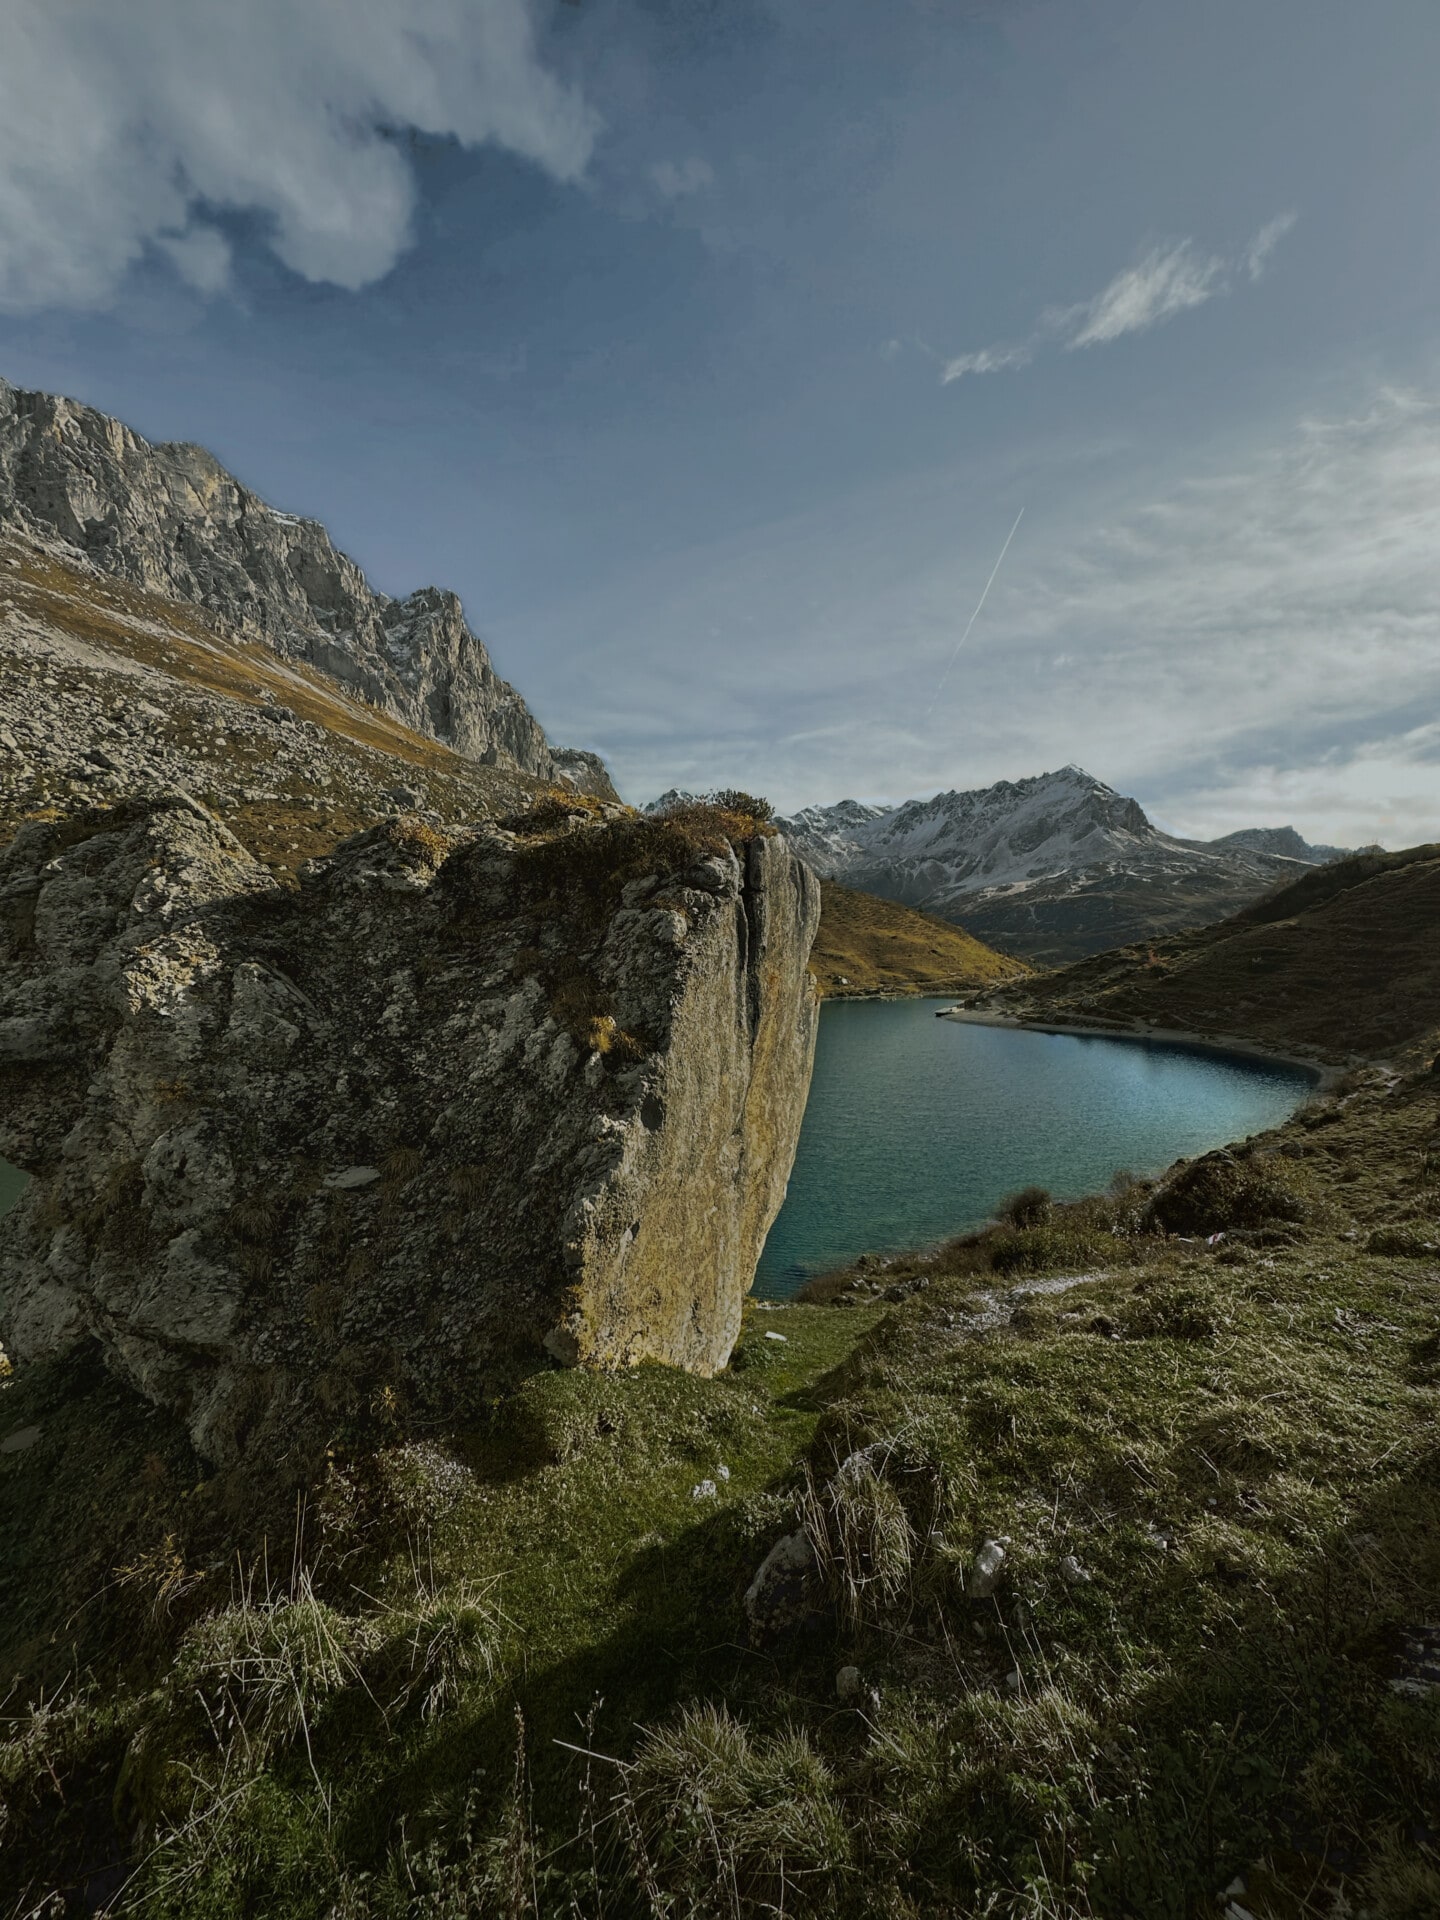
<box><xmin>0</xmin><ymin>535</ymin><xmax>550</xmax><ymax>871</ymax></box>
<box><xmin>811</xmin><ymin>881</ymin><xmax>1028</xmax><ymax>997</ymax></box>
<box><xmin>963</xmin><ymin>843</ymin><xmax>1440</xmax><ymax>1066</ymax></box>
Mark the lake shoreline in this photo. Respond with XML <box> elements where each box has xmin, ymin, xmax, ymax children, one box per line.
<box><xmin>757</xmin><ymin>997</ymin><xmax>1318</xmax><ymax>1295</ymax></box>
<box><xmin>817</xmin><ymin>981</ymin><xmax>981</xmax><ymax>1002</ymax></box>
<box><xmin>936</xmin><ymin>1004</ymin><xmax>1341</xmax><ymax>1090</ymax></box>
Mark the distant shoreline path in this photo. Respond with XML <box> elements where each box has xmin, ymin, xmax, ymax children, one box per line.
<box><xmin>936</xmin><ymin>1004</ymin><xmax>1337</xmax><ymax>1088</ymax></box>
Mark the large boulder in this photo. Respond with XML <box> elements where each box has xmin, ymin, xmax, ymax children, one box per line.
<box><xmin>0</xmin><ymin>797</ymin><xmax>819</xmax><ymax>1463</ymax></box>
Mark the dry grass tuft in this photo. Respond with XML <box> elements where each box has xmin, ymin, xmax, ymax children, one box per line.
<box><xmin>628</xmin><ymin>1703</ymin><xmax>852</xmax><ymax>1909</ymax></box>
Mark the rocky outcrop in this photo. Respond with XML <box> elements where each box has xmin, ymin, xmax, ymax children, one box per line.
<box><xmin>0</xmin><ymin>796</ymin><xmax>819</xmax><ymax>1463</ymax></box>
<box><xmin>0</xmin><ymin>377</ymin><xmax>611</xmax><ymax>792</ymax></box>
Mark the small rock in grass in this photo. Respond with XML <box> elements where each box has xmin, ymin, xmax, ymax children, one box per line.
<box><xmin>715</xmin><ymin>1463</ymin><xmax>730</xmax><ymax>1481</ymax></box>
<box><xmin>1005</xmin><ymin>1667</ymin><xmax>1023</xmax><ymax>1693</ymax></box>
<box><xmin>691</xmin><ymin>1478</ymin><xmax>717</xmax><ymax>1501</ymax></box>
<box><xmin>0</xmin><ymin>1425</ymin><xmax>42</xmax><ymax>1455</ymax></box>
<box><xmin>835</xmin><ymin>1664</ymin><xmax>864</xmax><ymax>1703</ymax></box>
<box><xmin>1059</xmin><ymin>1554</ymin><xmax>1090</xmax><ymax>1584</ymax></box>
<box><xmin>966</xmin><ymin>1537</ymin><xmax>1008</xmax><ymax>1599</ymax></box>
<box><xmin>744</xmin><ymin>1532</ymin><xmax>820</xmax><ymax>1641</ymax></box>
<box><xmin>764</xmin><ymin>1330</ymin><xmax>788</xmax><ymax>1343</ymax></box>
<box><xmin>324</xmin><ymin>1165</ymin><xmax>381</xmax><ymax>1189</ymax></box>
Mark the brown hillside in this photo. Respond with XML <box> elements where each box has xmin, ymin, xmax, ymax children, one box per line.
<box><xmin>811</xmin><ymin>881</ymin><xmax>1028</xmax><ymax>997</ymax></box>
<box><xmin>968</xmin><ymin>842</ymin><xmax>1440</xmax><ymax>1064</ymax></box>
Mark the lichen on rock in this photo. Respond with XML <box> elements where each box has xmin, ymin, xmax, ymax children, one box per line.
<box><xmin>0</xmin><ymin>796</ymin><xmax>819</xmax><ymax>1465</ymax></box>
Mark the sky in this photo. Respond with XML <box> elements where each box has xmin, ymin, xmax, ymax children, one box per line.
<box><xmin>1</xmin><ymin>0</ymin><xmax>1438</xmax><ymax>844</ymax></box>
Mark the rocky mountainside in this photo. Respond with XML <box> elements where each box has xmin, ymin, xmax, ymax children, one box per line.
<box><xmin>0</xmin><ymin>532</ymin><xmax>598</xmax><ymax>894</ymax></box>
<box><xmin>0</xmin><ymin>376</ymin><xmax>609</xmax><ymax>789</ymax></box>
<box><xmin>0</xmin><ymin>795</ymin><xmax>818</xmax><ymax>1464</ymax></box>
<box><xmin>780</xmin><ymin>766</ymin><xmax>1359</xmax><ymax>963</ymax></box>
<box><xmin>1209</xmin><ymin>825</ymin><xmax>1357</xmax><ymax>863</ymax></box>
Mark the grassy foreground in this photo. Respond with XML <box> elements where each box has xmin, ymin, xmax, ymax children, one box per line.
<box><xmin>3</xmin><ymin>1055</ymin><xmax>1438</xmax><ymax>1916</ymax></box>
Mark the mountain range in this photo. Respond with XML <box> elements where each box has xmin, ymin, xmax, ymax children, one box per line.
<box><xmin>0</xmin><ymin>376</ymin><xmax>1374</xmax><ymax>973</ymax></box>
<box><xmin>0</xmin><ymin>376</ymin><xmax>609</xmax><ymax>795</ymax></box>
<box><xmin>777</xmin><ymin>766</ymin><xmax>1369</xmax><ymax>963</ymax></box>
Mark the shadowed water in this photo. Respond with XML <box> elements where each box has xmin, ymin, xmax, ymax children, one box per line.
<box><xmin>0</xmin><ymin>1157</ymin><xmax>26</xmax><ymax>1221</ymax></box>
<box><xmin>755</xmin><ymin>998</ymin><xmax>1314</xmax><ymax>1298</ymax></box>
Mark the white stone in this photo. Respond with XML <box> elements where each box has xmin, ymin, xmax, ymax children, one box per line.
<box><xmin>966</xmin><ymin>1538</ymin><xmax>1007</xmax><ymax>1599</ymax></box>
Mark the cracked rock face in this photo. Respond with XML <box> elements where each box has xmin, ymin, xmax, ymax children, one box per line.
<box><xmin>0</xmin><ymin>378</ymin><xmax>609</xmax><ymax>789</ymax></box>
<box><xmin>0</xmin><ymin>798</ymin><xmax>819</xmax><ymax>1464</ymax></box>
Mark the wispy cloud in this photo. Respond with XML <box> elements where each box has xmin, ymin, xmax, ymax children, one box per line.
<box><xmin>0</xmin><ymin>0</ymin><xmax>599</xmax><ymax>313</ymax></box>
<box><xmin>1060</xmin><ymin>239</ymin><xmax>1227</xmax><ymax>347</ymax></box>
<box><xmin>940</xmin><ymin>213</ymin><xmax>1297</xmax><ymax>384</ymax></box>
<box><xmin>939</xmin><ymin>342</ymin><xmax>1033</xmax><ymax>384</ymax></box>
<box><xmin>1244</xmin><ymin>210</ymin><xmax>1298</xmax><ymax>281</ymax></box>
<box><xmin>514</xmin><ymin>377</ymin><xmax>1440</xmax><ymax>845</ymax></box>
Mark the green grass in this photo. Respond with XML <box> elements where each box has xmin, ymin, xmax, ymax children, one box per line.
<box><xmin>2</xmin><ymin>1067</ymin><xmax>1438</xmax><ymax>1917</ymax></box>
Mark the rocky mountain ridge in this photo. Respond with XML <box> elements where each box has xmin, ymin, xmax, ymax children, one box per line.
<box><xmin>779</xmin><ymin>766</ymin><xmax>1362</xmax><ymax>963</ymax></box>
<box><xmin>0</xmin><ymin>376</ymin><xmax>609</xmax><ymax>792</ymax></box>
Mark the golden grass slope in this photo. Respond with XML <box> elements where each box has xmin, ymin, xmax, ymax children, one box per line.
<box><xmin>810</xmin><ymin>880</ymin><xmax>1029</xmax><ymax>997</ymax></box>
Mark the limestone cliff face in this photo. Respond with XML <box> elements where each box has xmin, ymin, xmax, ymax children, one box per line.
<box><xmin>0</xmin><ymin>377</ymin><xmax>610</xmax><ymax>792</ymax></box>
<box><xmin>0</xmin><ymin>796</ymin><xmax>819</xmax><ymax>1462</ymax></box>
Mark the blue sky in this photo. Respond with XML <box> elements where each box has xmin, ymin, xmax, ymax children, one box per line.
<box><xmin>2</xmin><ymin>0</ymin><xmax>1438</xmax><ymax>842</ymax></box>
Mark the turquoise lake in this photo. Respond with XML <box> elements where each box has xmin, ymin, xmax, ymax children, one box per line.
<box><xmin>754</xmin><ymin>998</ymin><xmax>1315</xmax><ymax>1297</ymax></box>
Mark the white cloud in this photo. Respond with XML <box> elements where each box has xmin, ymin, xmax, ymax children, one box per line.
<box><xmin>1166</xmin><ymin>725</ymin><xmax>1440</xmax><ymax>849</ymax></box>
<box><xmin>651</xmin><ymin>157</ymin><xmax>715</xmax><ymax>200</ymax></box>
<box><xmin>1061</xmin><ymin>239</ymin><xmax>1226</xmax><ymax>348</ymax></box>
<box><xmin>940</xmin><ymin>342</ymin><xmax>1033</xmax><ymax>383</ymax></box>
<box><xmin>0</xmin><ymin>0</ymin><xmax>598</xmax><ymax>313</ymax></box>
<box><xmin>940</xmin><ymin>213</ymin><xmax>1297</xmax><ymax>382</ymax></box>
<box><xmin>157</xmin><ymin>223</ymin><xmax>233</xmax><ymax>297</ymax></box>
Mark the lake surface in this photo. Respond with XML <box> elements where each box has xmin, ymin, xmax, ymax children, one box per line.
<box><xmin>754</xmin><ymin>999</ymin><xmax>1314</xmax><ymax>1297</ymax></box>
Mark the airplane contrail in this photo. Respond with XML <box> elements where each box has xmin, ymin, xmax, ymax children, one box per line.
<box><xmin>926</xmin><ymin>505</ymin><xmax>1025</xmax><ymax>715</ymax></box>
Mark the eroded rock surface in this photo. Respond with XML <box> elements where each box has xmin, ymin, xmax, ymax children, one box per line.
<box><xmin>0</xmin><ymin>798</ymin><xmax>819</xmax><ymax>1463</ymax></box>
